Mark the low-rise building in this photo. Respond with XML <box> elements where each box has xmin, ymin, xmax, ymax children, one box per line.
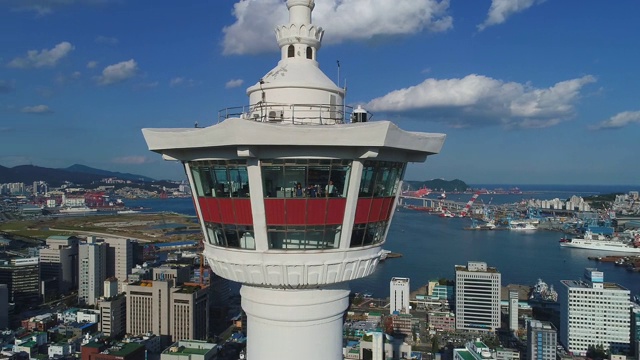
<box><xmin>161</xmin><ymin>340</ymin><xmax>218</xmax><ymax>360</ymax></box>
<box><xmin>428</xmin><ymin>311</ymin><xmax>455</xmax><ymax>332</ymax></box>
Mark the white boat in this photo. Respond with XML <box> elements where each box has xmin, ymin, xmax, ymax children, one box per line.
<box><xmin>59</xmin><ymin>206</ymin><xmax>97</xmax><ymax>214</ymax></box>
<box><xmin>509</xmin><ymin>221</ymin><xmax>538</xmax><ymax>231</ymax></box>
<box><xmin>559</xmin><ymin>230</ymin><xmax>640</xmax><ymax>253</ymax></box>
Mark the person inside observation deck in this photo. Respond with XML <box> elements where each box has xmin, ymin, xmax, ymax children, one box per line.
<box><xmin>295</xmin><ymin>183</ymin><xmax>304</xmax><ymax>197</ymax></box>
<box><xmin>325</xmin><ymin>180</ymin><xmax>337</xmax><ymax>197</ymax></box>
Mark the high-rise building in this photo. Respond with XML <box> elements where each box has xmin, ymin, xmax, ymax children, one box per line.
<box><xmin>509</xmin><ymin>290</ymin><xmax>519</xmax><ymax>332</ymax></box>
<box><xmin>79</xmin><ymin>237</ymin><xmax>107</xmax><ymax>305</ymax></box>
<box><xmin>632</xmin><ymin>303</ymin><xmax>640</xmax><ymax>359</ymax></box>
<box><xmin>560</xmin><ymin>268</ymin><xmax>630</xmax><ymax>356</ymax></box>
<box><xmin>102</xmin><ymin>238</ymin><xmax>133</xmax><ymax>293</ymax></box>
<box><xmin>390</xmin><ymin>277</ymin><xmax>410</xmax><ymax>314</ymax></box>
<box><xmin>126</xmin><ymin>279</ymin><xmax>173</xmax><ymax>338</ymax></box>
<box><xmin>153</xmin><ymin>264</ymin><xmax>191</xmax><ymax>285</ymax></box>
<box><xmin>141</xmin><ymin>0</ymin><xmax>444</xmax><ymax>358</ymax></box>
<box><xmin>527</xmin><ymin>320</ymin><xmax>557</xmax><ymax>360</ymax></box>
<box><xmin>455</xmin><ymin>261</ymin><xmax>501</xmax><ymax>332</ymax></box>
<box><xmin>0</xmin><ymin>257</ymin><xmax>40</xmax><ymax>310</ymax></box>
<box><xmin>126</xmin><ymin>280</ymin><xmax>209</xmax><ymax>342</ymax></box>
<box><xmin>98</xmin><ymin>293</ymin><xmax>126</xmax><ymax>338</ymax></box>
<box><xmin>169</xmin><ymin>284</ymin><xmax>209</xmax><ymax>341</ymax></box>
<box><xmin>0</xmin><ymin>284</ymin><xmax>8</xmax><ymax>329</ymax></box>
<box><xmin>39</xmin><ymin>235</ymin><xmax>79</xmax><ymax>295</ymax></box>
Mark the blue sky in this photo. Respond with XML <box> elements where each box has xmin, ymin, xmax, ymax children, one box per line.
<box><xmin>1</xmin><ymin>0</ymin><xmax>639</xmax><ymax>185</ymax></box>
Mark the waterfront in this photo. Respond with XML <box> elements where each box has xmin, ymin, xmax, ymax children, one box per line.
<box><xmin>126</xmin><ymin>191</ymin><xmax>640</xmax><ymax>299</ymax></box>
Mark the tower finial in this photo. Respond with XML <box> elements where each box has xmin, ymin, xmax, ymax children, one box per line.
<box><xmin>276</xmin><ymin>0</ymin><xmax>323</xmax><ymax>61</ymax></box>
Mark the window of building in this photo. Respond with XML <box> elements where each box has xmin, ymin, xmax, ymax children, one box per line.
<box><xmin>288</xmin><ymin>45</ymin><xmax>295</xmax><ymax>58</ymax></box>
<box><xmin>190</xmin><ymin>160</ymin><xmax>249</xmax><ymax>198</ymax></box>
<box><xmin>306</xmin><ymin>47</ymin><xmax>313</xmax><ymax>59</ymax></box>
<box><xmin>261</xmin><ymin>159</ymin><xmax>351</xmax><ymax>198</ymax></box>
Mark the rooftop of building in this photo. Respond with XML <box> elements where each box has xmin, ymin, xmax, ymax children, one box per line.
<box><xmin>455</xmin><ymin>265</ymin><xmax>499</xmax><ymax>273</ymax></box>
<box><xmin>174</xmin><ymin>285</ymin><xmax>204</xmax><ymax>294</ymax></box>
<box><xmin>455</xmin><ymin>350</ymin><xmax>477</xmax><ymax>360</ymax></box>
<box><xmin>102</xmin><ymin>342</ymin><xmax>144</xmax><ymax>356</ymax></box>
<box><xmin>162</xmin><ymin>341</ymin><xmax>216</xmax><ymax>356</ymax></box>
<box><xmin>561</xmin><ymin>279</ymin><xmax>629</xmax><ymax>291</ymax></box>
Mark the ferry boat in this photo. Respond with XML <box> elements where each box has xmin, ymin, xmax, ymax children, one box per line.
<box><xmin>559</xmin><ymin>230</ymin><xmax>640</xmax><ymax>253</ymax></box>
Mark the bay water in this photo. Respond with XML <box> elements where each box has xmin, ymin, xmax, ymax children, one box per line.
<box><xmin>127</xmin><ymin>185</ymin><xmax>640</xmax><ymax>299</ymax></box>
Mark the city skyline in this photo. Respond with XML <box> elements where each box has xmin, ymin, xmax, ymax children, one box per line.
<box><xmin>1</xmin><ymin>0</ymin><xmax>639</xmax><ymax>185</ymax></box>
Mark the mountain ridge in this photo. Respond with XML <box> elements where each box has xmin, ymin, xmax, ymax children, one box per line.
<box><xmin>0</xmin><ymin>164</ymin><xmax>155</xmax><ymax>186</ymax></box>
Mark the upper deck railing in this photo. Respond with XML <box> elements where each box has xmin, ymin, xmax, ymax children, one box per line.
<box><xmin>218</xmin><ymin>103</ymin><xmax>369</xmax><ymax>125</ymax></box>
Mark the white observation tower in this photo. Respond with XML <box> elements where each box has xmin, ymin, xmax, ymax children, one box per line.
<box><xmin>142</xmin><ymin>1</ymin><xmax>446</xmax><ymax>359</ymax></box>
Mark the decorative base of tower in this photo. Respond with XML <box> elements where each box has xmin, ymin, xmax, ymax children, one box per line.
<box><xmin>241</xmin><ymin>284</ymin><xmax>350</xmax><ymax>360</ymax></box>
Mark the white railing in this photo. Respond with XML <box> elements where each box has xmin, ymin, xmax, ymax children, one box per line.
<box><xmin>218</xmin><ymin>103</ymin><xmax>363</xmax><ymax>125</ymax></box>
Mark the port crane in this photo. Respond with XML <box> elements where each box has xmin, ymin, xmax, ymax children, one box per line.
<box><xmin>459</xmin><ymin>192</ymin><xmax>480</xmax><ymax>218</ymax></box>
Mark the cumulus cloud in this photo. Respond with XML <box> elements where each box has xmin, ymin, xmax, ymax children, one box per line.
<box><xmin>225</xmin><ymin>79</ymin><xmax>244</xmax><ymax>88</ymax></box>
<box><xmin>589</xmin><ymin>111</ymin><xmax>640</xmax><ymax>130</ymax></box>
<box><xmin>222</xmin><ymin>0</ymin><xmax>452</xmax><ymax>55</ymax></box>
<box><xmin>112</xmin><ymin>156</ymin><xmax>149</xmax><ymax>164</ymax></box>
<box><xmin>0</xmin><ymin>80</ymin><xmax>16</xmax><ymax>93</ymax></box>
<box><xmin>21</xmin><ymin>104</ymin><xmax>53</xmax><ymax>114</ymax></box>
<box><xmin>86</xmin><ymin>60</ymin><xmax>98</xmax><ymax>69</ymax></box>
<box><xmin>97</xmin><ymin>59</ymin><xmax>138</xmax><ymax>85</ymax></box>
<box><xmin>95</xmin><ymin>36</ymin><xmax>119</xmax><ymax>45</ymax></box>
<box><xmin>169</xmin><ymin>77</ymin><xmax>196</xmax><ymax>87</ymax></box>
<box><xmin>365</xmin><ymin>74</ymin><xmax>596</xmax><ymax>129</ymax></box>
<box><xmin>478</xmin><ymin>0</ymin><xmax>545</xmax><ymax>31</ymax></box>
<box><xmin>5</xmin><ymin>0</ymin><xmax>116</xmax><ymax>16</ymax></box>
<box><xmin>7</xmin><ymin>42</ymin><xmax>74</xmax><ymax>68</ymax></box>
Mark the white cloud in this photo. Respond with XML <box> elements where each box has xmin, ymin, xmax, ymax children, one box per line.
<box><xmin>365</xmin><ymin>74</ymin><xmax>596</xmax><ymax>129</ymax></box>
<box><xmin>478</xmin><ymin>0</ymin><xmax>545</xmax><ymax>31</ymax></box>
<box><xmin>222</xmin><ymin>0</ymin><xmax>452</xmax><ymax>55</ymax></box>
<box><xmin>21</xmin><ymin>104</ymin><xmax>53</xmax><ymax>114</ymax></box>
<box><xmin>6</xmin><ymin>0</ymin><xmax>116</xmax><ymax>16</ymax></box>
<box><xmin>589</xmin><ymin>111</ymin><xmax>640</xmax><ymax>130</ymax></box>
<box><xmin>95</xmin><ymin>36</ymin><xmax>119</xmax><ymax>45</ymax></box>
<box><xmin>169</xmin><ymin>77</ymin><xmax>196</xmax><ymax>87</ymax></box>
<box><xmin>87</xmin><ymin>61</ymin><xmax>98</xmax><ymax>69</ymax></box>
<box><xmin>97</xmin><ymin>59</ymin><xmax>138</xmax><ymax>85</ymax></box>
<box><xmin>7</xmin><ymin>42</ymin><xmax>74</xmax><ymax>68</ymax></box>
<box><xmin>112</xmin><ymin>156</ymin><xmax>149</xmax><ymax>164</ymax></box>
<box><xmin>225</xmin><ymin>79</ymin><xmax>244</xmax><ymax>89</ymax></box>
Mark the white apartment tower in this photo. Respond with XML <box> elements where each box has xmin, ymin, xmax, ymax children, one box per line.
<box><xmin>560</xmin><ymin>268</ymin><xmax>631</xmax><ymax>356</ymax></box>
<box><xmin>455</xmin><ymin>261</ymin><xmax>501</xmax><ymax>332</ymax></box>
<box><xmin>390</xmin><ymin>277</ymin><xmax>410</xmax><ymax>314</ymax></box>
<box><xmin>509</xmin><ymin>290</ymin><xmax>519</xmax><ymax>332</ymax></box>
<box><xmin>78</xmin><ymin>237</ymin><xmax>107</xmax><ymax>305</ymax></box>
<box><xmin>527</xmin><ymin>320</ymin><xmax>557</xmax><ymax>360</ymax></box>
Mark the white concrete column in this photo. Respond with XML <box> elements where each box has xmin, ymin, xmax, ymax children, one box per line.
<box><xmin>339</xmin><ymin>160</ymin><xmax>363</xmax><ymax>250</ymax></box>
<box><xmin>241</xmin><ymin>284</ymin><xmax>350</xmax><ymax>360</ymax></box>
<box><xmin>246</xmin><ymin>158</ymin><xmax>269</xmax><ymax>251</ymax></box>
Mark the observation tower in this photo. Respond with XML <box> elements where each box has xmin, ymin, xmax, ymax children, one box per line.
<box><xmin>142</xmin><ymin>1</ymin><xmax>445</xmax><ymax>359</ymax></box>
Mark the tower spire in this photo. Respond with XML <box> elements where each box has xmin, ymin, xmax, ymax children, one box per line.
<box><xmin>275</xmin><ymin>0</ymin><xmax>323</xmax><ymax>61</ymax></box>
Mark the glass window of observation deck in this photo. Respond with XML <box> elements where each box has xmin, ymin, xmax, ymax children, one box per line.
<box><xmin>190</xmin><ymin>160</ymin><xmax>249</xmax><ymax>198</ymax></box>
<box><xmin>358</xmin><ymin>161</ymin><xmax>405</xmax><ymax>197</ymax></box>
<box><xmin>261</xmin><ymin>159</ymin><xmax>350</xmax><ymax>198</ymax></box>
<box><xmin>205</xmin><ymin>223</ymin><xmax>255</xmax><ymax>250</ymax></box>
<box><xmin>267</xmin><ymin>225</ymin><xmax>341</xmax><ymax>249</ymax></box>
